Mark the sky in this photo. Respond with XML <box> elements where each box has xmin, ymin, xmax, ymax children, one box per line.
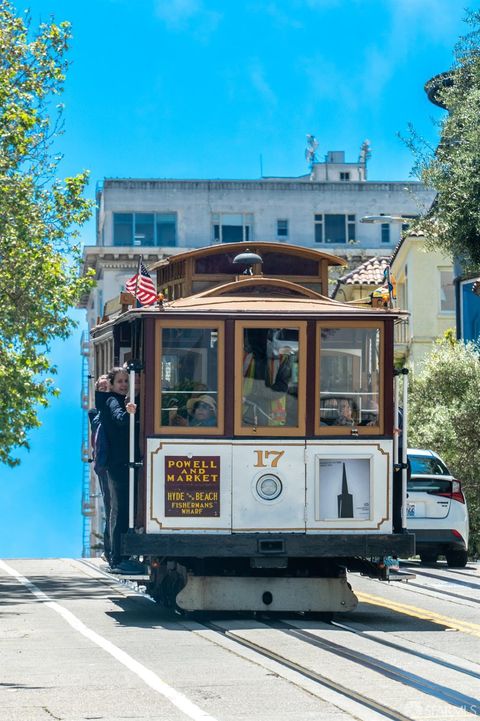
<box><xmin>0</xmin><ymin>0</ymin><xmax>473</xmax><ymax>558</ymax></box>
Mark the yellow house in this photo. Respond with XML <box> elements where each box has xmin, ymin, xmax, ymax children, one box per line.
<box><xmin>332</xmin><ymin>233</ymin><xmax>455</xmax><ymax>370</ymax></box>
<box><xmin>391</xmin><ymin>231</ymin><xmax>455</xmax><ymax>369</ymax></box>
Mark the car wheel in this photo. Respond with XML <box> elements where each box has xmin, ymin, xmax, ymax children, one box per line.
<box><xmin>445</xmin><ymin>550</ymin><xmax>468</xmax><ymax>568</ymax></box>
<box><xmin>419</xmin><ymin>552</ymin><xmax>437</xmax><ymax>564</ymax></box>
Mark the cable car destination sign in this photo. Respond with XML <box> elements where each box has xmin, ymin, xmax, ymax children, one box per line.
<box><xmin>165</xmin><ymin>456</ymin><xmax>220</xmax><ymax>517</ymax></box>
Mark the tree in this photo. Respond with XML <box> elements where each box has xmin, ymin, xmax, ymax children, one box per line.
<box><xmin>406</xmin><ymin>11</ymin><xmax>480</xmax><ymax>270</ymax></box>
<box><xmin>0</xmin><ymin>1</ymin><xmax>94</xmax><ymax>466</ymax></box>
<box><xmin>409</xmin><ymin>336</ymin><xmax>480</xmax><ymax>555</ymax></box>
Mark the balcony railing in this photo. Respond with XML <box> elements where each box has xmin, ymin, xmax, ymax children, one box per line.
<box><xmin>395</xmin><ymin>318</ymin><xmax>410</xmax><ymax>346</ymax></box>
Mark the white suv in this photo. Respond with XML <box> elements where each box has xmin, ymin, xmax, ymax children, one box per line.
<box><xmin>407</xmin><ymin>448</ymin><xmax>469</xmax><ymax>567</ymax></box>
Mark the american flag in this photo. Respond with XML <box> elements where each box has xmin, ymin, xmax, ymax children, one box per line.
<box><xmin>125</xmin><ymin>262</ymin><xmax>157</xmax><ymax>306</ymax></box>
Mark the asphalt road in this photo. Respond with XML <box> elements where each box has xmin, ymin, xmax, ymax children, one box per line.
<box><xmin>1</xmin><ymin>557</ymin><xmax>479</xmax><ymax>721</ymax></box>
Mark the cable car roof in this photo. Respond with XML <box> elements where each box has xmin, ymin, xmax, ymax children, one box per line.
<box><xmin>148</xmin><ymin>241</ymin><xmax>347</xmax><ymax>271</ymax></box>
<box><xmin>92</xmin><ymin>275</ymin><xmax>405</xmax><ymax>336</ymax></box>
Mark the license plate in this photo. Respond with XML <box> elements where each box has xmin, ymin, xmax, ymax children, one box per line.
<box><xmin>407</xmin><ymin>503</ymin><xmax>416</xmax><ymax>518</ymax></box>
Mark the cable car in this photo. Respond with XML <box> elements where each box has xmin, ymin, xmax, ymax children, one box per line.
<box><xmin>91</xmin><ymin>242</ymin><xmax>414</xmax><ymax>612</ymax></box>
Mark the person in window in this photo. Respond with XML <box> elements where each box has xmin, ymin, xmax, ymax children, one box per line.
<box><xmin>336</xmin><ymin>398</ymin><xmax>355</xmax><ymax>426</ymax></box>
<box><xmin>361</xmin><ymin>397</ymin><xmax>378</xmax><ymax>426</ymax></box>
<box><xmin>186</xmin><ymin>394</ymin><xmax>217</xmax><ymax>426</ymax></box>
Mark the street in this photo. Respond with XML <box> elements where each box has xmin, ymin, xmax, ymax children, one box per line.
<box><xmin>1</xmin><ymin>557</ymin><xmax>479</xmax><ymax>721</ymax></box>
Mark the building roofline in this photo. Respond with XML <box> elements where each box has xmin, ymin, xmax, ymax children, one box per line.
<box><xmin>98</xmin><ymin>178</ymin><xmax>428</xmax><ymax>191</ymax></box>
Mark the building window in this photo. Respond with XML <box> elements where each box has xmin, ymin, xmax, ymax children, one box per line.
<box><xmin>401</xmin><ymin>215</ymin><xmax>418</xmax><ymax>234</ymax></box>
<box><xmin>134</xmin><ymin>213</ymin><xmax>154</xmax><ymax>246</ymax></box>
<box><xmin>440</xmin><ymin>270</ymin><xmax>454</xmax><ymax>312</ymax></box>
<box><xmin>277</xmin><ymin>219</ymin><xmax>288</xmax><ymax>239</ymax></box>
<box><xmin>212</xmin><ymin>213</ymin><xmax>253</xmax><ymax>243</ymax></box>
<box><xmin>314</xmin><ymin>214</ymin><xmax>355</xmax><ymax>244</ymax></box>
<box><xmin>381</xmin><ymin>223</ymin><xmax>390</xmax><ymax>243</ymax></box>
<box><xmin>113</xmin><ymin>214</ymin><xmax>133</xmax><ymax>245</ymax></box>
<box><xmin>339</xmin><ymin>172</ymin><xmax>350</xmax><ymax>181</ymax></box>
<box><xmin>113</xmin><ymin>212</ymin><xmax>177</xmax><ymax>247</ymax></box>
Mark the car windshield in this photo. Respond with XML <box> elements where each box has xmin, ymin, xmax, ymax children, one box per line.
<box><xmin>408</xmin><ymin>454</ymin><xmax>450</xmax><ymax>476</ymax></box>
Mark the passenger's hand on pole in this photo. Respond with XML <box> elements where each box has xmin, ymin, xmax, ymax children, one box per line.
<box><xmin>126</xmin><ymin>402</ymin><xmax>137</xmax><ymax>414</ymax></box>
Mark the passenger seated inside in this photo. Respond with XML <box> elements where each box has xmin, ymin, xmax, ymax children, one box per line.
<box><xmin>335</xmin><ymin>398</ymin><xmax>355</xmax><ymax>426</ymax></box>
<box><xmin>169</xmin><ymin>394</ymin><xmax>217</xmax><ymax>427</ymax></box>
<box><xmin>361</xmin><ymin>397</ymin><xmax>378</xmax><ymax>426</ymax></box>
<box><xmin>186</xmin><ymin>394</ymin><xmax>217</xmax><ymax>427</ymax></box>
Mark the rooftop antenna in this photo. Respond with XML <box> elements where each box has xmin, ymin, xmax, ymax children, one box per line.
<box><xmin>305</xmin><ymin>134</ymin><xmax>319</xmax><ymax>170</ymax></box>
<box><xmin>359</xmin><ymin>139</ymin><xmax>371</xmax><ymax>179</ymax></box>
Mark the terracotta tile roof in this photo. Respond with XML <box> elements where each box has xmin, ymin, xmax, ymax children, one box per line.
<box><xmin>338</xmin><ymin>256</ymin><xmax>391</xmax><ymax>286</ymax></box>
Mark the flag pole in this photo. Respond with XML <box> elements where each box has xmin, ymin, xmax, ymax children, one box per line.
<box><xmin>128</xmin><ymin>363</ymin><xmax>136</xmax><ymax>530</ymax></box>
<box><xmin>134</xmin><ymin>255</ymin><xmax>142</xmax><ymax>307</ymax></box>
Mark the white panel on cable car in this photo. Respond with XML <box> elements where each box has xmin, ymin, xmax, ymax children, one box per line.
<box><xmin>231</xmin><ymin>441</ymin><xmax>306</xmax><ymax>531</ymax></box>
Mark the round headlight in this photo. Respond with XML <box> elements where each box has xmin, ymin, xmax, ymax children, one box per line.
<box><xmin>256</xmin><ymin>474</ymin><xmax>282</xmax><ymax>501</ymax></box>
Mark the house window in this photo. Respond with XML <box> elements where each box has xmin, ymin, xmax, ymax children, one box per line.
<box><xmin>339</xmin><ymin>172</ymin><xmax>350</xmax><ymax>181</ymax></box>
<box><xmin>381</xmin><ymin>223</ymin><xmax>390</xmax><ymax>243</ymax></box>
<box><xmin>212</xmin><ymin>213</ymin><xmax>253</xmax><ymax>243</ymax></box>
<box><xmin>277</xmin><ymin>219</ymin><xmax>289</xmax><ymax>239</ymax></box>
<box><xmin>314</xmin><ymin>214</ymin><xmax>355</xmax><ymax>244</ymax></box>
<box><xmin>113</xmin><ymin>213</ymin><xmax>177</xmax><ymax>246</ymax></box>
<box><xmin>440</xmin><ymin>270</ymin><xmax>454</xmax><ymax>312</ymax></box>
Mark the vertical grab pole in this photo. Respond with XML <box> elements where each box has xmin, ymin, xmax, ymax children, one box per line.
<box><xmin>128</xmin><ymin>365</ymin><xmax>136</xmax><ymax>530</ymax></box>
<box><xmin>393</xmin><ymin>374</ymin><xmax>399</xmax><ymax>467</ymax></box>
<box><xmin>401</xmin><ymin>368</ymin><xmax>409</xmax><ymax>530</ymax></box>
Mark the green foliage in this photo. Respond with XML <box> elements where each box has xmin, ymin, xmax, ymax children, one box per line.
<box><xmin>409</xmin><ymin>338</ymin><xmax>480</xmax><ymax>554</ymax></box>
<box><xmin>405</xmin><ymin>10</ymin><xmax>480</xmax><ymax>271</ymax></box>
<box><xmin>0</xmin><ymin>1</ymin><xmax>94</xmax><ymax>466</ymax></box>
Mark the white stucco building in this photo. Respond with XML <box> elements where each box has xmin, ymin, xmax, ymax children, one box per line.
<box><xmin>81</xmin><ymin>150</ymin><xmax>433</xmax><ymax>327</ymax></box>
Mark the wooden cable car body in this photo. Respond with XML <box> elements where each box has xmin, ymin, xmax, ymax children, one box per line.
<box><xmin>91</xmin><ymin>242</ymin><xmax>414</xmax><ymax>612</ymax></box>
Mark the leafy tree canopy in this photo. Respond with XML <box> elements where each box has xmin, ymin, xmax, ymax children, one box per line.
<box><xmin>0</xmin><ymin>0</ymin><xmax>94</xmax><ymax>466</ymax></box>
<box><xmin>406</xmin><ymin>10</ymin><xmax>480</xmax><ymax>271</ymax></box>
<box><xmin>409</xmin><ymin>336</ymin><xmax>480</xmax><ymax>554</ymax></box>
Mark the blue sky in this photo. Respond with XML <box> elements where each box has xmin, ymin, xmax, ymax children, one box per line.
<box><xmin>0</xmin><ymin>0</ymin><xmax>472</xmax><ymax>558</ymax></box>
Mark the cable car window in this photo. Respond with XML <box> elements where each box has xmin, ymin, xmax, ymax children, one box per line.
<box><xmin>155</xmin><ymin>321</ymin><xmax>224</xmax><ymax>434</ymax></box>
<box><xmin>316</xmin><ymin>323</ymin><xmax>383</xmax><ymax>434</ymax></box>
<box><xmin>235</xmin><ymin>322</ymin><xmax>306</xmax><ymax>436</ymax></box>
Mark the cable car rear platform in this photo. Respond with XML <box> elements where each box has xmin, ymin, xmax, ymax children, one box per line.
<box><xmin>123</xmin><ymin>531</ymin><xmax>415</xmax><ymax>559</ymax></box>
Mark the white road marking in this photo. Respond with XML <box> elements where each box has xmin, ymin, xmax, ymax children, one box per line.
<box><xmin>0</xmin><ymin>559</ymin><xmax>219</xmax><ymax>721</ymax></box>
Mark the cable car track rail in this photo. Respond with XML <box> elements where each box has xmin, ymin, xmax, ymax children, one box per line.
<box><xmin>198</xmin><ymin>617</ymin><xmax>480</xmax><ymax>719</ymax></box>
<box><xmin>329</xmin><ymin>618</ymin><xmax>480</xmax><ymax>682</ymax></box>
<box><xmin>200</xmin><ymin>619</ymin><xmax>417</xmax><ymax>721</ymax></box>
